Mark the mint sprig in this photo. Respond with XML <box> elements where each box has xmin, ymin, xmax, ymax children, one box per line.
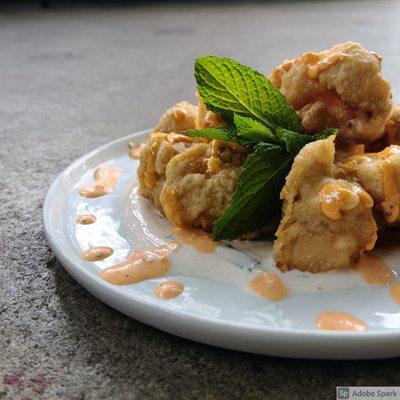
<box><xmin>213</xmin><ymin>144</ymin><xmax>291</xmax><ymax>240</ymax></box>
<box><xmin>188</xmin><ymin>55</ymin><xmax>338</xmax><ymax>241</ymax></box>
<box><xmin>187</xmin><ymin>127</ymin><xmax>240</xmax><ymax>143</ymax></box>
<box><xmin>234</xmin><ymin>114</ymin><xmax>277</xmax><ymax>144</ymax></box>
<box><xmin>195</xmin><ymin>55</ymin><xmax>303</xmax><ymax>132</ymax></box>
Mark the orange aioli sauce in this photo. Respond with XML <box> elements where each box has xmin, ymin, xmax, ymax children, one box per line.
<box><xmin>154</xmin><ymin>280</ymin><xmax>184</xmax><ymax>299</ymax></box>
<box><xmin>354</xmin><ymin>254</ymin><xmax>395</xmax><ymax>285</ymax></box>
<box><xmin>316</xmin><ymin>312</ymin><xmax>368</xmax><ymax>332</ymax></box>
<box><xmin>99</xmin><ymin>243</ymin><xmax>179</xmax><ymax>285</ymax></box>
<box><xmin>319</xmin><ymin>183</ymin><xmax>373</xmax><ymax>220</ymax></box>
<box><xmin>249</xmin><ymin>273</ymin><xmax>287</xmax><ymax>301</ymax></box>
<box><xmin>79</xmin><ymin>166</ymin><xmax>121</xmax><ymax>198</ymax></box>
<box><xmin>390</xmin><ymin>282</ymin><xmax>400</xmax><ymax>303</ymax></box>
<box><xmin>170</xmin><ymin>226</ymin><xmax>221</xmax><ymax>253</ymax></box>
<box><xmin>82</xmin><ymin>246</ymin><xmax>114</xmax><ymax>261</ymax></box>
<box><xmin>128</xmin><ymin>142</ymin><xmax>145</xmax><ymax>159</ymax></box>
<box><xmin>75</xmin><ymin>214</ymin><xmax>97</xmax><ymax>225</ymax></box>
<box><xmin>307</xmin><ymin>51</ymin><xmax>348</xmax><ymax>79</ymax></box>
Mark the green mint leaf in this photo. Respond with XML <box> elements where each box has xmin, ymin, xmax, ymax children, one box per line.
<box><xmin>187</xmin><ymin>127</ymin><xmax>239</xmax><ymax>142</ymax></box>
<box><xmin>276</xmin><ymin>127</ymin><xmax>338</xmax><ymax>156</ymax></box>
<box><xmin>195</xmin><ymin>56</ymin><xmax>303</xmax><ymax>132</ymax></box>
<box><xmin>233</xmin><ymin>114</ymin><xmax>278</xmax><ymax>144</ymax></box>
<box><xmin>318</xmin><ymin>128</ymin><xmax>339</xmax><ymax>139</ymax></box>
<box><xmin>212</xmin><ymin>143</ymin><xmax>291</xmax><ymax>241</ymax></box>
<box><xmin>275</xmin><ymin>128</ymin><xmax>315</xmax><ymax>156</ymax></box>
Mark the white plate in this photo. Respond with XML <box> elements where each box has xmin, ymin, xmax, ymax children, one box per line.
<box><xmin>43</xmin><ymin>130</ymin><xmax>400</xmax><ymax>359</ymax></box>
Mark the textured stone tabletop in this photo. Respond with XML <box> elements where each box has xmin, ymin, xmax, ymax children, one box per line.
<box><xmin>2</xmin><ymin>1</ymin><xmax>400</xmax><ymax>399</ymax></box>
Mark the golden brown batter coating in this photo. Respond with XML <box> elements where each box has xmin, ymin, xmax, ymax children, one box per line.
<box><xmin>138</xmin><ymin>132</ymin><xmax>189</xmax><ymax>212</ymax></box>
<box><xmin>160</xmin><ymin>143</ymin><xmax>244</xmax><ymax>230</ymax></box>
<box><xmin>138</xmin><ymin>132</ymin><xmax>246</xmax><ymax>231</ymax></box>
<box><xmin>274</xmin><ymin>137</ymin><xmax>377</xmax><ymax>273</ymax></box>
<box><xmin>367</xmin><ymin>105</ymin><xmax>400</xmax><ymax>151</ymax></box>
<box><xmin>139</xmin><ymin>97</ymin><xmax>247</xmax><ymax>230</ymax></box>
<box><xmin>270</xmin><ymin>42</ymin><xmax>392</xmax><ymax>145</ymax></box>
<box><xmin>154</xmin><ymin>101</ymin><xmax>198</xmax><ymax>133</ymax></box>
<box><xmin>339</xmin><ymin>145</ymin><xmax>400</xmax><ymax>226</ymax></box>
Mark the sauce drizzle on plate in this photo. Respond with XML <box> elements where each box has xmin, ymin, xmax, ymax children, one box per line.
<box><xmin>171</xmin><ymin>226</ymin><xmax>220</xmax><ymax>253</ymax></box>
<box><xmin>316</xmin><ymin>312</ymin><xmax>368</xmax><ymax>331</ymax></box>
<box><xmin>80</xmin><ymin>166</ymin><xmax>121</xmax><ymax>198</ymax></box>
<box><xmin>354</xmin><ymin>254</ymin><xmax>395</xmax><ymax>285</ymax></box>
<box><xmin>154</xmin><ymin>280</ymin><xmax>184</xmax><ymax>299</ymax></box>
<box><xmin>76</xmin><ymin>214</ymin><xmax>97</xmax><ymax>225</ymax></box>
<box><xmin>99</xmin><ymin>243</ymin><xmax>179</xmax><ymax>285</ymax></box>
<box><xmin>249</xmin><ymin>273</ymin><xmax>287</xmax><ymax>301</ymax></box>
<box><xmin>82</xmin><ymin>246</ymin><xmax>114</xmax><ymax>261</ymax></box>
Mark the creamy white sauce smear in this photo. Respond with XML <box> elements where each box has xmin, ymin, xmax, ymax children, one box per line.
<box><xmin>124</xmin><ymin>188</ymin><xmax>400</xmax><ymax>297</ymax></box>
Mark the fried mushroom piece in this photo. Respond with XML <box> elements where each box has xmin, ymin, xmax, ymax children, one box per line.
<box><xmin>160</xmin><ymin>142</ymin><xmax>246</xmax><ymax>230</ymax></box>
<box><xmin>274</xmin><ymin>136</ymin><xmax>377</xmax><ymax>273</ymax></box>
<box><xmin>154</xmin><ymin>101</ymin><xmax>198</xmax><ymax>133</ymax></box>
<box><xmin>338</xmin><ymin>145</ymin><xmax>400</xmax><ymax>226</ymax></box>
<box><xmin>270</xmin><ymin>42</ymin><xmax>392</xmax><ymax>146</ymax></box>
<box><xmin>138</xmin><ymin>131</ymin><xmax>247</xmax><ymax>231</ymax></box>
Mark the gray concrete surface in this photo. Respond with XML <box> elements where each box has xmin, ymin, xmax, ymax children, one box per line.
<box><xmin>1</xmin><ymin>1</ymin><xmax>400</xmax><ymax>399</ymax></box>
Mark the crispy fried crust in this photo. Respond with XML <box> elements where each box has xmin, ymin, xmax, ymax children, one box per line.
<box><xmin>138</xmin><ymin>126</ymin><xmax>247</xmax><ymax>231</ymax></box>
<box><xmin>274</xmin><ymin>137</ymin><xmax>377</xmax><ymax>273</ymax></box>
<box><xmin>160</xmin><ymin>143</ymin><xmax>243</xmax><ymax>230</ymax></box>
<box><xmin>338</xmin><ymin>144</ymin><xmax>400</xmax><ymax>226</ymax></box>
<box><xmin>367</xmin><ymin>105</ymin><xmax>400</xmax><ymax>151</ymax></box>
<box><xmin>154</xmin><ymin>101</ymin><xmax>198</xmax><ymax>133</ymax></box>
<box><xmin>270</xmin><ymin>42</ymin><xmax>392</xmax><ymax>146</ymax></box>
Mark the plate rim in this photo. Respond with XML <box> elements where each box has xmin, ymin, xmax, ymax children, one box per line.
<box><xmin>42</xmin><ymin>129</ymin><xmax>400</xmax><ymax>358</ymax></box>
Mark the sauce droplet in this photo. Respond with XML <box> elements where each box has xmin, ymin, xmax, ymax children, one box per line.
<box><xmin>316</xmin><ymin>312</ymin><xmax>368</xmax><ymax>331</ymax></box>
<box><xmin>319</xmin><ymin>183</ymin><xmax>373</xmax><ymax>221</ymax></box>
<box><xmin>354</xmin><ymin>254</ymin><xmax>395</xmax><ymax>285</ymax></box>
<box><xmin>390</xmin><ymin>282</ymin><xmax>400</xmax><ymax>303</ymax></box>
<box><xmin>76</xmin><ymin>214</ymin><xmax>97</xmax><ymax>225</ymax></box>
<box><xmin>249</xmin><ymin>273</ymin><xmax>287</xmax><ymax>301</ymax></box>
<box><xmin>170</xmin><ymin>226</ymin><xmax>220</xmax><ymax>253</ymax></box>
<box><xmin>154</xmin><ymin>280</ymin><xmax>184</xmax><ymax>299</ymax></box>
<box><xmin>99</xmin><ymin>243</ymin><xmax>179</xmax><ymax>285</ymax></box>
<box><xmin>79</xmin><ymin>166</ymin><xmax>121</xmax><ymax>198</ymax></box>
<box><xmin>82</xmin><ymin>246</ymin><xmax>113</xmax><ymax>261</ymax></box>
